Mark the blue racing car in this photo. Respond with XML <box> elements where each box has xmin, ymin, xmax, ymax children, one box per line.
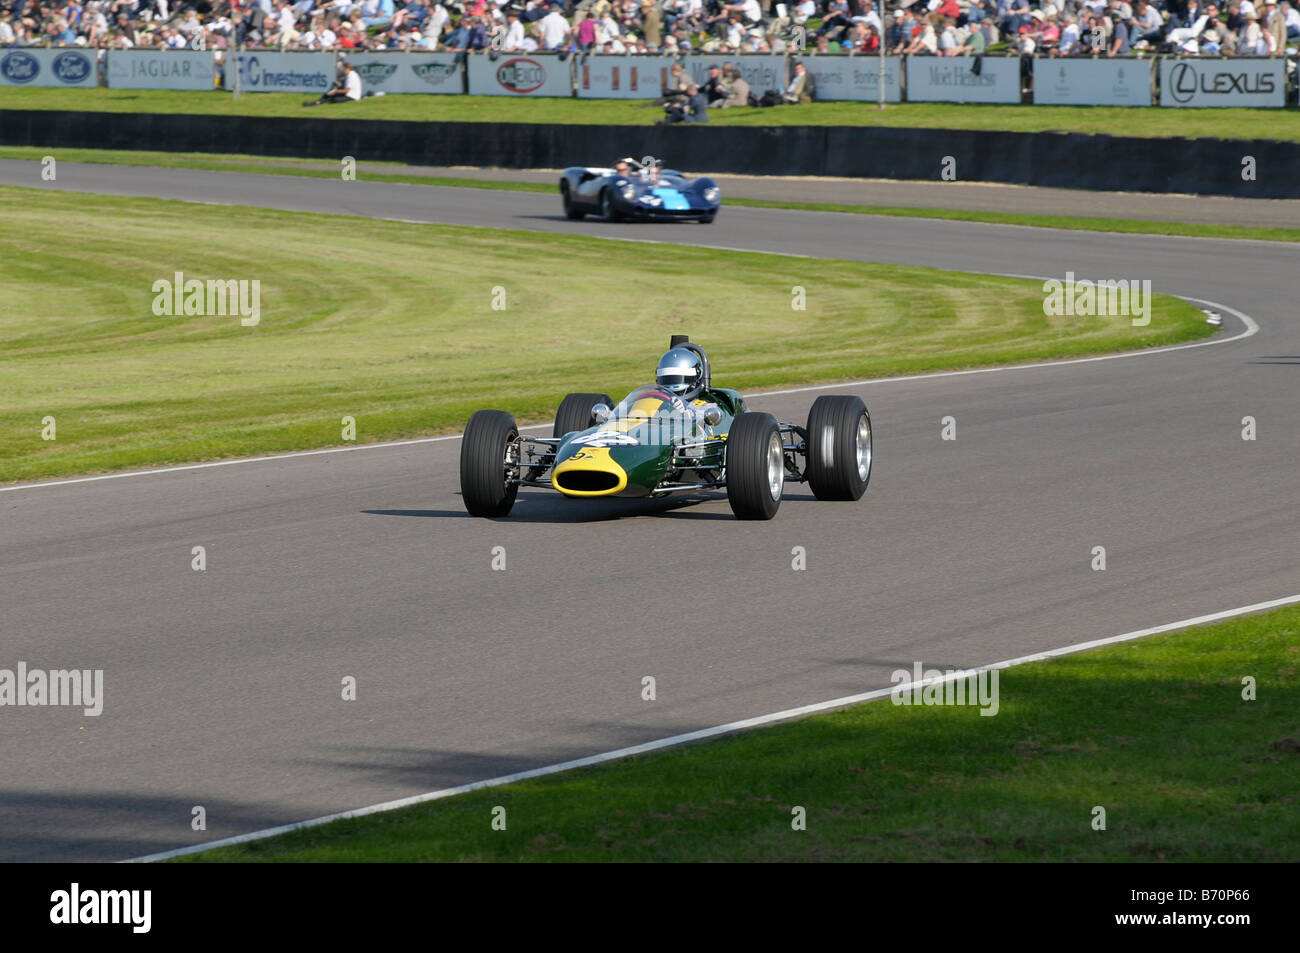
<box><xmin>559</xmin><ymin>158</ymin><xmax>720</xmax><ymax>224</ymax></box>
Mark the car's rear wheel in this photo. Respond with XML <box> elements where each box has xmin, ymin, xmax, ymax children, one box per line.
<box><xmin>805</xmin><ymin>395</ymin><xmax>872</xmax><ymax>501</ymax></box>
<box><xmin>725</xmin><ymin>412</ymin><xmax>784</xmax><ymax>520</ymax></box>
<box><xmin>460</xmin><ymin>410</ymin><xmax>520</xmax><ymax>518</ymax></box>
<box><xmin>561</xmin><ymin>182</ymin><xmax>584</xmax><ymax>220</ymax></box>
<box><xmin>554</xmin><ymin>392</ymin><xmax>615</xmax><ymax>438</ymax></box>
<box><xmin>601</xmin><ymin>189</ymin><xmax>622</xmax><ymax>223</ymax></box>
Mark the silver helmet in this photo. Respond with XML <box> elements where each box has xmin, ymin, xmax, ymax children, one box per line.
<box><xmin>656</xmin><ymin>347</ymin><xmax>704</xmax><ymax>399</ymax></box>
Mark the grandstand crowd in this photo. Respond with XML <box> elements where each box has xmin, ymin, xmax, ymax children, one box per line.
<box><xmin>1</xmin><ymin>0</ymin><xmax>1297</xmax><ymax>57</ymax></box>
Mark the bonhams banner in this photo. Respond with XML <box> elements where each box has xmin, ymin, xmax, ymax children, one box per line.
<box><xmin>0</xmin><ymin>48</ymin><xmax>96</xmax><ymax>87</ymax></box>
<box><xmin>1158</xmin><ymin>57</ymin><xmax>1284</xmax><ymax>107</ymax></box>
<box><xmin>466</xmin><ymin>53</ymin><xmax>573</xmax><ymax>96</ymax></box>
<box><xmin>223</xmin><ymin>51</ymin><xmax>336</xmax><ymax>93</ymax></box>
<box><xmin>801</xmin><ymin>55</ymin><xmax>901</xmax><ymax>102</ymax></box>
<box><xmin>576</xmin><ymin>55</ymin><xmax>676</xmax><ymax>99</ymax></box>
<box><xmin>1033</xmin><ymin>58</ymin><xmax>1152</xmax><ymax>106</ymax></box>
<box><xmin>107</xmin><ymin>51</ymin><xmax>216</xmax><ymax>91</ymax></box>
<box><xmin>905</xmin><ymin>55</ymin><xmax>1019</xmax><ymax>103</ymax></box>
<box><xmin>341</xmin><ymin>52</ymin><xmax>463</xmax><ymax>94</ymax></box>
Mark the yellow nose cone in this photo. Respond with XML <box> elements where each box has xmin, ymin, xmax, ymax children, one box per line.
<box><xmin>552</xmin><ymin>447</ymin><xmax>629</xmax><ymax>497</ymax></box>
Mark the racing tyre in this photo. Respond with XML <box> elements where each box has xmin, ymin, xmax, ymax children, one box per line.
<box><xmin>600</xmin><ymin>189</ymin><xmax>623</xmax><ymax>223</ymax></box>
<box><xmin>561</xmin><ymin>182</ymin><xmax>585</xmax><ymax>220</ymax></box>
<box><xmin>554</xmin><ymin>392</ymin><xmax>615</xmax><ymax>438</ymax></box>
<box><xmin>460</xmin><ymin>410</ymin><xmax>519</xmax><ymax>518</ymax></box>
<box><xmin>699</xmin><ymin>213</ymin><xmax>716</xmax><ymax>224</ymax></box>
<box><xmin>726</xmin><ymin>412</ymin><xmax>784</xmax><ymax>520</ymax></box>
<box><xmin>805</xmin><ymin>395</ymin><xmax>872</xmax><ymax>501</ymax></box>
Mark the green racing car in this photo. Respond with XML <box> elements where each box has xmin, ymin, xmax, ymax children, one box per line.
<box><xmin>459</xmin><ymin>336</ymin><xmax>873</xmax><ymax>520</ymax></box>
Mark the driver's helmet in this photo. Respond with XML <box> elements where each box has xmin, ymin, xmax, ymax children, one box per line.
<box><xmin>655</xmin><ymin>347</ymin><xmax>704</xmax><ymax>400</ymax></box>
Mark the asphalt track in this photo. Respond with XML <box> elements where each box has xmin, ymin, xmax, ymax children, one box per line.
<box><xmin>2</xmin><ymin>161</ymin><xmax>1297</xmax><ymax>862</ymax></box>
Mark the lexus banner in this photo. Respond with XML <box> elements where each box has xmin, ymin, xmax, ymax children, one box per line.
<box><xmin>1159</xmin><ymin>57</ymin><xmax>1284</xmax><ymax>108</ymax></box>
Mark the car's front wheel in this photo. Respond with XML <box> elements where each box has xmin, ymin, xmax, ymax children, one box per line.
<box><xmin>601</xmin><ymin>189</ymin><xmax>623</xmax><ymax>223</ymax></box>
<box><xmin>725</xmin><ymin>412</ymin><xmax>784</xmax><ymax>520</ymax></box>
<box><xmin>554</xmin><ymin>392</ymin><xmax>615</xmax><ymax>438</ymax></box>
<box><xmin>460</xmin><ymin>410</ymin><xmax>520</xmax><ymax>518</ymax></box>
<box><xmin>805</xmin><ymin>395</ymin><xmax>872</xmax><ymax>501</ymax></box>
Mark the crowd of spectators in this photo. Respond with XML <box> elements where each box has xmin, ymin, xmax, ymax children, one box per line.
<box><xmin>1</xmin><ymin>0</ymin><xmax>1296</xmax><ymax>57</ymax></box>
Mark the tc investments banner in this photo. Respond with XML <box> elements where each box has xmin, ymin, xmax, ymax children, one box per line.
<box><xmin>1159</xmin><ymin>57</ymin><xmax>1284</xmax><ymax>107</ymax></box>
<box><xmin>905</xmin><ymin>55</ymin><xmax>1019</xmax><ymax>103</ymax></box>
<box><xmin>684</xmin><ymin>54</ymin><xmax>785</xmax><ymax>95</ymax></box>
<box><xmin>466</xmin><ymin>53</ymin><xmax>572</xmax><ymax>96</ymax></box>
<box><xmin>1033</xmin><ymin>58</ymin><xmax>1152</xmax><ymax>106</ymax></box>
<box><xmin>576</xmin><ymin>55</ymin><xmax>676</xmax><ymax>99</ymax></box>
<box><xmin>0</xmin><ymin>48</ymin><xmax>97</xmax><ymax>87</ymax></box>
<box><xmin>340</xmin><ymin>52</ymin><xmax>463</xmax><ymax>94</ymax></box>
<box><xmin>801</xmin><ymin>55</ymin><xmax>901</xmax><ymax>102</ymax></box>
<box><xmin>107</xmin><ymin>50</ymin><xmax>216</xmax><ymax>91</ymax></box>
<box><xmin>223</xmin><ymin>51</ymin><xmax>335</xmax><ymax>93</ymax></box>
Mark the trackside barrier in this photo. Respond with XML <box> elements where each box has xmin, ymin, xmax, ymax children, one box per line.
<box><xmin>8</xmin><ymin>107</ymin><xmax>1298</xmax><ymax>196</ymax></box>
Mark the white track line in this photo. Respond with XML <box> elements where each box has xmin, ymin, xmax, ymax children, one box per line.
<box><xmin>125</xmin><ymin>590</ymin><xmax>1300</xmax><ymax>863</ymax></box>
<box><xmin>2</xmin><ymin>296</ymin><xmax>1256</xmax><ymax>495</ymax></box>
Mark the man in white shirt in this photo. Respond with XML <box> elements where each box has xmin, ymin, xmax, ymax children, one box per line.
<box><xmin>852</xmin><ymin>0</ymin><xmax>883</xmax><ymax>33</ymax></box>
<box><xmin>539</xmin><ymin>3</ymin><xmax>570</xmax><ymax>48</ymax></box>
<box><xmin>308</xmin><ymin>61</ymin><xmax>362</xmax><ymax>103</ymax></box>
<box><xmin>501</xmin><ymin>10</ymin><xmax>525</xmax><ymax>49</ymax></box>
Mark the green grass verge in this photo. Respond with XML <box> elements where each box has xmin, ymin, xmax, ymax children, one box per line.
<box><xmin>181</xmin><ymin>604</ymin><xmax>1300</xmax><ymax>861</ymax></box>
<box><xmin>0</xmin><ymin>186</ymin><xmax>1210</xmax><ymax>484</ymax></box>
<box><xmin>3</xmin><ymin>87</ymin><xmax>1299</xmax><ymax>141</ymax></box>
<box><xmin>7</xmin><ymin>146</ymin><xmax>1299</xmax><ymax>243</ymax></box>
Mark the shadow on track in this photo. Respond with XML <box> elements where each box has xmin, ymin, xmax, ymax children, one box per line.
<box><xmin>364</xmin><ymin>490</ymin><xmax>819</xmax><ymax>523</ymax></box>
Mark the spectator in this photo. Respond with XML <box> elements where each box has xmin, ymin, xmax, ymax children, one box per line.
<box><xmin>305</xmin><ymin>59</ymin><xmax>360</xmax><ymax>104</ymax></box>
<box><xmin>539</xmin><ymin>1</ymin><xmax>569</xmax><ymax>48</ymax></box>
<box><xmin>701</xmin><ymin>62</ymin><xmax>729</xmax><ymax>104</ymax></box>
<box><xmin>721</xmin><ymin>62</ymin><xmax>750</xmax><ymax>105</ymax></box>
<box><xmin>1262</xmin><ymin>0</ymin><xmax>1286</xmax><ymax>48</ymax></box>
<box><xmin>660</xmin><ymin>81</ymin><xmax>709</xmax><ymax>122</ymax></box>
<box><xmin>782</xmin><ymin>59</ymin><xmax>811</xmax><ymax>103</ymax></box>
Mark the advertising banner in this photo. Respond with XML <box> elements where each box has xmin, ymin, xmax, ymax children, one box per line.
<box><xmin>905</xmin><ymin>55</ymin><xmax>1019</xmax><ymax>103</ymax></box>
<box><xmin>466</xmin><ymin>53</ymin><xmax>572</xmax><ymax>96</ymax></box>
<box><xmin>576</xmin><ymin>55</ymin><xmax>677</xmax><ymax>99</ymax></box>
<box><xmin>1033</xmin><ymin>57</ymin><xmax>1152</xmax><ymax>106</ymax></box>
<box><xmin>683</xmin><ymin>54</ymin><xmax>785</xmax><ymax>96</ymax></box>
<box><xmin>800</xmin><ymin>54</ymin><xmax>901</xmax><ymax>102</ymax></box>
<box><xmin>0</xmin><ymin>48</ymin><xmax>97</xmax><ymax>88</ymax></box>
<box><xmin>1158</xmin><ymin>57</ymin><xmax>1284</xmax><ymax>107</ymax></box>
<box><xmin>222</xmin><ymin>51</ymin><xmax>336</xmax><ymax>93</ymax></box>
<box><xmin>107</xmin><ymin>50</ymin><xmax>216</xmax><ymax>91</ymax></box>
<box><xmin>340</xmin><ymin>52</ymin><xmax>463</xmax><ymax>94</ymax></box>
